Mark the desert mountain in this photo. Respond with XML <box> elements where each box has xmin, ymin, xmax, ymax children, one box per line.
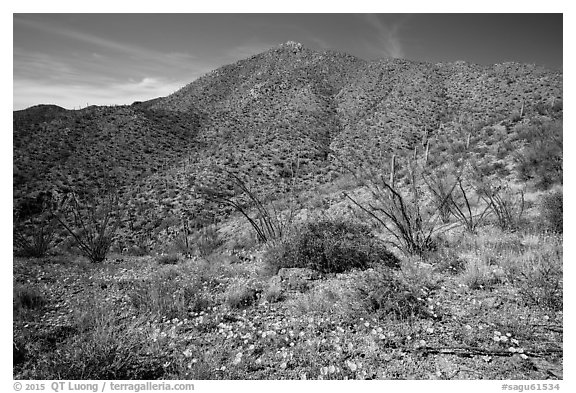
<box><xmin>13</xmin><ymin>41</ymin><xmax>563</xmax><ymax>250</ymax></box>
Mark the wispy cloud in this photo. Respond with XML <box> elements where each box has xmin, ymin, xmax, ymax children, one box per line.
<box><xmin>361</xmin><ymin>14</ymin><xmax>405</xmax><ymax>59</ymax></box>
<box><xmin>14</xmin><ymin>16</ymin><xmax>199</xmax><ymax>70</ymax></box>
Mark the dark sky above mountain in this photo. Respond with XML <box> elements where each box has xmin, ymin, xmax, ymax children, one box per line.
<box><xmin>13</xmin><ymin>13</ymin><xmax>563</xmax><ymax>110</ymax></box>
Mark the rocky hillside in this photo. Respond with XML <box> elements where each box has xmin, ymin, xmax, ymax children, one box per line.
<box><xmin>13</xmin><ymin>41</ymin><xmax>563</xmax><ymax>250</ymax></box>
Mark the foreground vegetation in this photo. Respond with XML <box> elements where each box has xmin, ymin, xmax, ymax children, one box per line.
<box><xmin>14</xmin><ymin>205</ymin><xmax>562</xmax><ymax>379</ymax></box>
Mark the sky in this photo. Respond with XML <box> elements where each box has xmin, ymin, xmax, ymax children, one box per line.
<box><xmin>13</xmin><ymin>13</ymin><xmax>563</xmax><ymax>110</ymax></box>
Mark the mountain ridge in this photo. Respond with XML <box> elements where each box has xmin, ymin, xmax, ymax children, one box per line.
<box><xmin>13</xmin><ymin>42</ymin><xmax>563</xmax><ymax>250</ymax></box>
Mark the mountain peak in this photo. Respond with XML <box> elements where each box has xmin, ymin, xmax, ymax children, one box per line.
<box><xmin>278</xmin><ymin>40</ymin><xmax>304</xmax><ymax>52</ymax></box>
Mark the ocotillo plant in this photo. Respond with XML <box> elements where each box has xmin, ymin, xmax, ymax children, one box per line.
<box><xmin>54</xmin><ymin>189</ymin><xmax>120</xmax><ymax>263</ymax></box>
<box><xmin>343</xmin><ymin>154</ymin><xmax>452</xmax><ymax>257</ymax></box>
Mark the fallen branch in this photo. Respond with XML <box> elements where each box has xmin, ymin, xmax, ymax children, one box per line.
<box><xmin>410</xmin><ymin>345</ymin><xmax>562</xmax><ymax>358</ymax></box>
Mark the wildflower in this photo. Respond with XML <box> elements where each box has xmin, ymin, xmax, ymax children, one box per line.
<box><xmin>511</xmin><ymin>338</ymin><xmax>519</xmax><ymax>345</ymax></box>
<box><xmin>280</xmin><ymin>362</ymin><xmax>287</xmax><ymax>369</ymax></box>
<box><xmin>328</xmin><ymin>365</ymin><xmax>336</xmax><ymax>374</ymax></box>
<box><xmin>320</xmin><ymin>366</ymin><xmax>329</xmax><ymax>375</ymax></box>
<box><xmin>346</xmin><ymin>360</ymin><xmax>357</xmax><ymax>372</ymax></box>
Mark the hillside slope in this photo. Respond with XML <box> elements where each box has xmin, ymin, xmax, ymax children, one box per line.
<box><xmin>13</xmin><ymin>42</ymin><xmax>563</xmax><ymax>249</ymax></box>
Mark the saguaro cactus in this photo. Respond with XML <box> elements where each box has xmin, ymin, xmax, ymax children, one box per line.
<box><xmin>390</xmin><ymin>154</ymin><xmax>396</xmax><ymax>185</ymax></box>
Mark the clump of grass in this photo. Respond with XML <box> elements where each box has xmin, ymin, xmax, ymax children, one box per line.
<box><xmin>225</xmin><ymin>278</ymin><xmax>262</xmax><ymax>309</ymax></box>
<box><xmin>458</xmin><ymin>253</ymin><xmax>503</xmax><ymax>290</ymax></box>
<box><xmin>21</xmin><ymin>295</ymin><xmax>168</xmax><ymax>380</ymax></box>
<box><xmin>264</xmin><ymin>218</ymin><xmax>399</xmax><ymax>274</ymax></box>
<box><xmin>430</xmin><ymin>246</ymin><xmax>466</xmax><ymax>275</ymax></box>
<box><xmin>353</xmin><ymin>266</ymin><xmax>429</xmax><ymax>320</ymax></box>
<box><xmin>287</xmin><ymin>275</ymin><xmax>365</xmax><ymax>320</ymax></box>
<box><xmin>288</xmin><ymin>265</ymin><xmax>428</xmax><ymax>321</ymax></box>
<box><xmin>400</xmin><ymin>257</ymin><xmax>442</xmax><ymax>292</ymax></box>
<box><xmin>128</xmin><ymin>269</ymin><xmax>212</xmax><ymax>318</ymax></box>
<box><xmin>502</xmin><ymin>241</ymin><xmax>562</xmax><ymax>311</ymax></box>
<box><xmin>14</xmin><ymin>284</ymin><xmax>46</xmax><ymax>314</ymax></box>
<box><xmin>192</xmin><ymin>225</ymin><xmax>224</xmax><ymax>257</ymax></box>
<box><xmin>262</xmin><ymin>277</ymin><xmax>284</xmax><ymax>303</ymax></box>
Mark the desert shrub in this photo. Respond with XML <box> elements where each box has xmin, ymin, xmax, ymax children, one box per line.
<box><xmin>539</xmin><ymin>190</ymin><xmax>562</xmax><ymax>233</ymax></box>
<box><xmin>54</xmin><ymin>190</ymin><xmax>119</xmax><ymax>263</ymax></box>
<box><xmin>157</xmin><ymin>253</ymin><xmax>180</xmax><ymax>265</ymax></box>
<box><xmin>353</xmin><ymin>266</ymin><xmax>429</xmax><ymax>320</ymax></box>
<box><xmin>343</xmin><ymin>157</ymin><xmax>446</xmax><ymax>257</ymax></box>
<box><xmin>199</xmin><ymin>171</ymin><xmax>297</xmax><ymax>243</ymax></box>
<box><xmin>13</xmin><ymin>219</ymin><xmax>57</xmax><ymax>258</ymax></box>
<box><xmin>478</xmin><ymin>183</ymin><xmax>526</xmax><ymax>231</ymax></box>
<box><xmin>13</xmin><ymin>192</ymin><xmax>58</xmax><ymax>257</ymax></box>
<box><xmin>514</xmin><ymin>120</ymin><xmax>562</xmax><ymax>190</ymax></box>
<box><xmin>264</xmin><ymin>219</ymin><xmax>399</xmax><ymax>274</ymax></box>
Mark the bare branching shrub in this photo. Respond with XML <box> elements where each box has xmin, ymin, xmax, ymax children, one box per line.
<box><xmin>199</xmin><ymin>171</ymin><xmax>297</xmax><ymax>243</ymax></box>
<box><xmin>13</xmin><ymin>192</ymin><xmax>58</xmax><ymax>257</ymax></box>
<box><xmin>478</xmin><ymin>183</ymin><xmax>526</xmax><ymax>231</ymax></box>
<box><xmin>14</xmin><ymin>217</ymin><xmax>57</xmax><ymax>258</ymax></box>
<box><xmin>342</xmin><ymin>158</ymin><xmax>449</xmax><ymax>257</ymax></box>
<box><xmin>54</xmin><ymin>190</ymin><xmax>120</xmax><ymax>263</ymax></box>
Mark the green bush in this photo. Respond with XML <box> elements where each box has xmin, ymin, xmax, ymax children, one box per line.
<box><xmin>264</xmin><ymin>219</ymin><xmax>399</xmax><ymax>274</ymax></box>
<box><xmin>540</xmin><ymin>190</ymin><xmax>562</xmax><ymax>233</ymax></box>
